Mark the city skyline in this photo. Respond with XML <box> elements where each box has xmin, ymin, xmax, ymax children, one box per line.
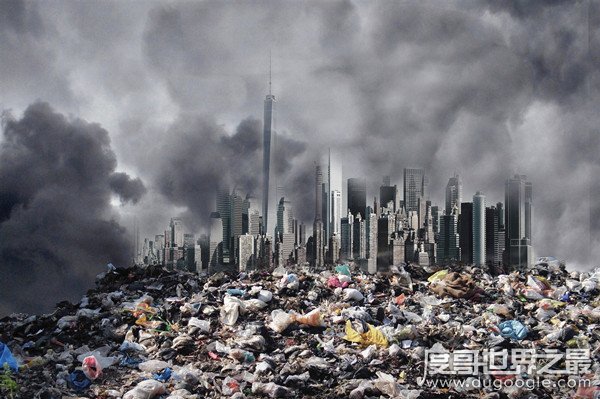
<box><xmin>0</xmin><ymin>0</ymin><xmax>597</xmax><ymax>315</ymax></box>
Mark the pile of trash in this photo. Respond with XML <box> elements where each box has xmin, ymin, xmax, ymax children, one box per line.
<box><xmin>1</xmin><ymin>260</ymin><xmax>599</xmax><ymax>398</ymax></box>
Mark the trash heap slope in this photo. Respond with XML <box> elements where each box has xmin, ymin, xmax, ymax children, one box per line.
<box><xmin>0</xmin><ymin>262</ymin><xmax>599</xmax><ymax>399</ymax></box>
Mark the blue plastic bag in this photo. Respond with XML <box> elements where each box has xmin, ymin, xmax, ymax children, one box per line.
<box><xmin>226</xmin><ymin>289</ymin><xmax>246</xmax><ymax>296</ymax></box>
<box><xmin>498</xmin><ymin>320</ymin><xmax>528</xmax><ymax>340</ymax></box>
<box><xmin>69</xmin><ymin>370</ymin><xmax>91</xmax><ymax>391</ymax></box>
<box><xmin>153</xmin><ymin>367</ymin><xmax>172</xmax><ymax>382</ymax></box>
<box><xmin>0</xmin><ymin>342</ymin><xmax>18</xmax><ymax>373</ymax></box>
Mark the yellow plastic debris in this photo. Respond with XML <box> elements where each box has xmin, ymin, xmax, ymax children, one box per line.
<box><xmin>427</xmin><ymin>269</ymin><xmax>449</xmax><ymax>283</ymax></box>
<box><xmin>343</xmin><ymin>320</ymin><xmax>389</xmax><ymax>348</ymax></box>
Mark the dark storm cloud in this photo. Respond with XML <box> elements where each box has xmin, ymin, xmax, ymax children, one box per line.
<box><xmin>109</xmin><ymin>172</ymin><xmax>147</xmax><ymax>205</ymax></box>
<box><xmin>0</xmin><ymin>102</ymin><xmax>145</xmax><ymax>315</ymax></box>
<box><xmin>155</xmin><ymin>115</ymin><xmax>305</xmax><ymax>232</ymax></box>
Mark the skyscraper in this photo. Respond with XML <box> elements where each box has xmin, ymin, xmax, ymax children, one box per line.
<box><xmin>209</xmin><ymin>212</ymin><xmax>223</xmax><ymax>273</ymax></box>
<box><xmin>170</xmin><ymin>217</ymin><xmax>184</xmax><ymax>248</ymax></box>
<box><xmin>331</xmin><ymin>190</ymin><xmax>342</xmax><ymax>238</ymax></box>
<box><xmin>505</xmin><ymin>175</ymin><xmax>534</xmax><ymax>268</ymax></box>
<box><xmin>276</xmin><ymin>197</ymin><xmax>294</xmax><ymax>240</ymax></box>
<box><xmin>238</xmin><ymin>233</ymin><xmax>255</xmax><ymax>271</ymax></box>
<box><xmin>276</xmin><ymin>197</ymin><xmax>295</xmax><ymax>263</ymax></box>
<box><xmin>217</xmin><ymin>186</ymin><xmax>231</xmax><ymax>263</ymax></box>
<box><xmin>313</xmin><ymin>164</ymin><xmax>324</xmax><ymax>267</ymax></box>
<box><xmin>445</xmin><ymin>174</ymin><xmax>462</xmax><ymax>216</ymax></box>
<box><xmin>437</xmin><ymin>207</ymin><xmax>460</xmax><ymax>264</ymax></box>
<box><xmin>403</xmin><ymin>168</ymin><xmax>425</xmax><ymax>213</ymax></box>
<box><xmin>486</xmin><ymin>205</ymin><xmax>501</xmax><ymax>267</ymax></box>
<box><xmin>315</xmin><ymin>165</ymin><xmax>323</xmax><ymax>222</ymax></box>
<box><xmin>230</xmin><ymin>191</ymin><xmax>244</xmax><ymax>263</ymax></box>
<box><xmin>347</xmin><ymin>177</ymin><xmax>367</xmax><ymax>219</ymax></box>
<box><xmin>473</xmin><ymin>191</ymin><xmax>486</xmax><ymax>266</ymax></box>
<box><xmin>380</xmin><ymin>176</ymin><xmax>397</xmax><ymax>212</ymax></box>
<box><xmin>340</xmin><ymin>212</ymin><xmax>354</xmax><ymax>261</ymax></box>
<box><xmin>459</xmin><ymin>202</ymin><xmax>473</xmax><ymax>264</ymax></box>
<box><xmin>262</xmin><ymin>65</ymin><xmax>276</xmax><ymax>238</ymax></box>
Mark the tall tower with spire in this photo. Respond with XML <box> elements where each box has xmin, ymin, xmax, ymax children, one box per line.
<box><xmin>262</xmin><ymin>54</ymin><xmax>276</xmax><ymax>237</ymax></box>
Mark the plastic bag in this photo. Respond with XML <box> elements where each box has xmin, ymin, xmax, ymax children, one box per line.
<box><xmin>188</xmin><ymin>317</ymin><xmax>211</xmax><ymax>333</ymax></box>
<box><xmin>153</xmin><ymin>367</ymin><xmax>172</xmax><ymax>382</ymax></box>
<box><xmin>69</xmin><ymin>370</ymin><xmax>91</xmax><ymax>391</ymax></box>
<box><xmin>279</xmin><ymin>273</ymin><xmax>299</xmax><ymax>290</ymax></box>
<box><xmin>327</xmin><ymin>275</ymin><xmax>349</xmax><ymax>288</ymax></box>
<box><xmin>220</xmin><ymin>296</ymin><xmax>245</xmax><ymax>326</ymax></box>
<box><xmin>123</xmin><ymin>380</ymin><xmax>166</xmax><ymax>399</ymax></box>
<box><xmin>0</xmin><ymin>342</ymin><xmax>18</xmax><ymax>373</ymax></box>
<box><xmin>343</xmin><ymin>320</ymin><xmax>389</xmax><ymax>348</ymax></box>
<box><xmin>257</xmin><ymin>290</ymin><xmax>273</xmax><ymax>302</ymax></box>
<box><xmin>335</xmin><ymin>264</ymin><xmax>351</xmax><ymax>276</ymax></box>
<box><xmin>498</xmin><ymin>320</ymin><xmax>528</xmax><ymax>340</ymax></box>
<box><xmin>268</xmin><ymin>309</ymin><xmax>295</xmax><ymax>333</ymax></box>
<box><xmin>222</xmin><ymin>376</ymin><xmax>241</xmax><ymax>395</ymax></box>
<box><xmin>343</xmin><ymin>288</ymin><xmax>364</xmax><ymax>302</ymax></box>
<box><xmin>244</xmin><ymin>298</ymin><xmax>268</xmax><ymax>312</ymax></box>
<box><xmin>138</xmin><ymin>359</ymin><xmax>170</xmax><ymax>373</ymax></box>
<box><xmin>292</xmin><ymin>309</ymin><xmax>325</xmax><ymax>327</ymax></box>
<box><xmin>82</xmin><ymin>355</ymin><xmax>102</xmax><ymax>380</ymax></box>
<box><xmin>427</xmin><ymin>269</ymin><xmax>448</xmax><ymax>283</ymax></box>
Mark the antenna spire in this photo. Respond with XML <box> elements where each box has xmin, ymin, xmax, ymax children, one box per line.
<box><xmin>269</xmin><ymin>49</ymin><xmax>272</xmax><ymax>95</ymax></box>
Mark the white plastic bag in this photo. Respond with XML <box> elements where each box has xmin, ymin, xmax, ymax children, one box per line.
<box><xmin>268</xmin><ymin>309</ymin><xmax>294</xmax><ymax>333</ymax></box>
<box><xmin>343</xmin><ymin>288</ymin><xmax>364</xmax><ymax>302</ymax></box>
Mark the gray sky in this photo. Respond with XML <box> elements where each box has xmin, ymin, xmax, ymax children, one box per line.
<box><xmin>1</xmin><ymin>0</ymin><xmax>599</xmax><ymax>314</ymax></box>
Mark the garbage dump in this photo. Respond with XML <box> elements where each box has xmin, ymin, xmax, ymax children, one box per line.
<box><xmin>1</xmin><ymin>262</ymin><xmax>599</xmax><ymax>398</ymax></box>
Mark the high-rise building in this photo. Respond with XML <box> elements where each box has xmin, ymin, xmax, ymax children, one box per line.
<box><xmin>459</xmin><ymin>202</ymin><xmax>473</xmax><ymax>264</ymax></box>
<box><xmin>238</xmin><ymin>233</ymin><xmax>255</xmax><ymax>272</ymax></box>
<box><xmin>366</xmin><ymin>208</ymin><xmax>378</xmax><ymax>261</ymax></box>
<box><xmin>262</xmin><ymin>68</ymin><xmax>277</xmax><ymax>239</ymax></box>
<box><xmin>170</xmin><ymin>217</ymin><xmax>184</xmax><ymax>248</ymax></box>
<box><xmin>199</xmin><ymin>234</ymin><xmax>209</xmax><ymax>272</ymax></box>
<box><xmin>403</xmin><ymin>168</ymin><xmax>425</xmax><ymax>213</ymax></box>
<box><xmin>183</xmin><ymin>233</ymin><xmax>195</xmax><ymax>248</ymax></box>
<box><xmin>249</xmin><ymin>210</ymin><xmax>261</xmax><ymax>236</ymax></box>
<box><xmin>352</xmin><ymin>213</ymin><xmax>366</xmax><ymax>260</ymax></box>
<box><xmin>340</xmin><ymin>212</ymin><xmax>354</xmax><ymax>261</ymax></box>
<box><xmin>315</xmin><ymin>165</ymin><xmax>323</xmax><ymax>221</ymax></box>
<box><xmin>217</xmin><ymin>186</ymin><xmax>231</xmax><ymax>263</ymax></box>
<box><xmin>495</xmin><ymin>201</ymin><xmax>506</xmax><ymax>272</ymax></box>
<box><xmin>347</xmin><ymin>178</ymin><xmax>367</xmax><ymax>219</ymax></box>
<box><xmin>445</xmin><ymin>174</ymin><xmax>462</xmax><ymax>216</ymax></box>
<box><xmin>276</xmin><ymin>197</ymin><xmax>294</xmax><ymax>240</ymax></box>
<box><xmin>331</xmin><ymin>190</ymin><xmax>342</xmax><ymax>238</ymax></box>
<box><xmin>230</xmin><ymin>191</ymin><xmax>244</xmax><ymax>263</ymax></box>
<box><xmin>377</xmin><ymin>213</ymin><xmax>397</xmax><ymax>271</ymax></box>
<box><xmin>327</xmin><ymin>234</ymin><xmax>340</xmax><ymax>264</ymax></box>
<box><xmin>431</xmin><ymin>206</ymin><xmax>440</xmax><ymax>237</ymax></box>
<box><xmin>242</xmin><ymin>195</ymin><xmax>251</xmax><ymax>235</ymax></box>
<box><xmin>473</xmin><ymin>192</ymin><xmax>486</xmax><ymax>266</ymax></box>
<box><xmin>209</xmin><ymin>212</ymin><xmax>223</xmax><ymax>272</ymax></box>
<box><xmin>313</xmin><ymin>164</ymin><xmax>324</xmax><ymax>267</ymax></box>
<box><xmin>486</xmin><ymin>205</ymin><xmax>502</xmax><ymax>268</ymax></box>
<box><xmin>312</xmin><ymin>221</ymin><xmax>324</xmax><ymax>267</ymax></box>
<box><xmin>437</xmin><ymin>207</ymin><xmax>460</xmax><ymax>264</ymax></box>
<box><xmin>505</xmin><ymin>175</ymin><xmax>534</xmax><ymax>268</ymax></box>
<box><xmin>380</xmin><ymin>176</ymin><xmax>397</xmax><ymax>212</ymax></box>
